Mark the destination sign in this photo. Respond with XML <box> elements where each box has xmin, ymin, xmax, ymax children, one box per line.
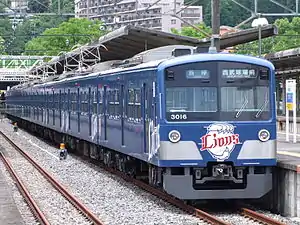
<box><xmin>222</xmin><ymin>69</ymin><xmax>257</xmax><ymax>78</ymax></box>
<box><xmin>186</xmin><ymin>69</ymin><xmax>210</xmax><ymax>79</ymax></box>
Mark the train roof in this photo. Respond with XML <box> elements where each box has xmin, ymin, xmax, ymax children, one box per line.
<box><xmin>9</xmin><ymin>45</ymin><xmax>275</xmax><ymax>91</ymax></box>
<box><xmin>158</xmin><ymin>53</ymin><xmax>275</xmax><ymax>70</ymax></box>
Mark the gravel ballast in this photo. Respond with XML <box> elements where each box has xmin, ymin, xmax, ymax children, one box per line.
<box><xmin>1</xmin><ymin>118</ymin><xmax>299</xmax><ymax>225</ymax></box>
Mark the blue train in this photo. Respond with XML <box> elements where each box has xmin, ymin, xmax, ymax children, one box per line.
<box><xmin>6</xmin><ymin>45</ymin><xmax>276</xmax><ymax>200</ymax></box>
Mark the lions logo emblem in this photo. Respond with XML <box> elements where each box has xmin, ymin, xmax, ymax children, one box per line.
<box><xmin>199</xmin><ymin>123</ymin><xmax>240</xmax><ymax>161</ymax></box>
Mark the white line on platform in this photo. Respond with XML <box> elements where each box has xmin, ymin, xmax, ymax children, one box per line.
<box><xmin>277</xmin><ymin>150</ymin><xmax>300</xmax><ymax>158</ymax></box>
<box><xmin>277</xmin><ymin>131</ymin><xmax>300</xmax><ymax>137</ymax></box>
<box><xmin>27</xmin><ymin>139</ymin><xmax>59</xmax><ymax>160</ymax></box>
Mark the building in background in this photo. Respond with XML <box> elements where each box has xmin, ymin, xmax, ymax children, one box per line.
<box><xmin>75</xmin><ymin>0</ymin><xmax>203</xmax><ymax>32</ymax></box>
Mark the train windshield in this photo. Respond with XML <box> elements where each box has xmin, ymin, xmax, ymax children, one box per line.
<box><xmin>164</xmin><ymin>61</ymin><xmax>271</xmax><ymax>122</ymax></box>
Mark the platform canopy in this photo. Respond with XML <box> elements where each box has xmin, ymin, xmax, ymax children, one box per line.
<box><xmin>265</xmin><ymin>48</ymin><xmax>300</xmax><ymax>77</ymax></box>
<box><xmin>30</xmin><ymin>24</ymin><xmax>278</xmax><ymax>76</ymax></box>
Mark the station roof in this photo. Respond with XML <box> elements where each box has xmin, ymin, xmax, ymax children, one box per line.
<box><xmin>265</xmin><ymin>47</ymin><xmax>300</xmax><ymax>76</ymax></box>
<box><xmin>30</xmin><ymin>24</ymin><xmax>278</xmax><ymax>76</ymax></box>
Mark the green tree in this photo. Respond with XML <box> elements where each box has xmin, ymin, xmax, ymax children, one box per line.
<box><xmin>51</xmin><ymin>0</ymin><xmax>74</xmax><ymax>13</ymax></box>
<box><xmin>236</xmin><ymin>17</ymin><xmax>300</xmax><ymax>56</ymax></box>
<box><xmin>28</xmin><ymin>0</ymin><xmax>50</xmax><ymax>13</ymax></box>
<box><xmin>1</xmin><ymin>16</ymin><xmax>67</xmax><ymax>55</ymax></box>
<box><xmin>171</xmin><ymin>23</ymin><xmax>212</xmax><ymax>39</ymax></box>
<box><xmin>25</xmin><ymin>18</ymin><xmax>108</xmax><ymax>56</ymax></box>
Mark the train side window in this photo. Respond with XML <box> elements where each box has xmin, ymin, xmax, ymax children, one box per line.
<box><xmin>80</xmin><ymin>91</ymin><xmax>84</xmax><ymax>113</ymax></box>
<box><xmin>135</xmin><ymin>88</ymin><xmax>141</xmax><ymax>121</ymax></box>
<box><xmin>64</xmin><ymin>92</ymin><xmax>67</xmax><ymax>110</ymax></box>
<box><xmin>85</xmin><ymin>91</ymin><xmax>88</xmax><ymax>112</ymax></box>
<box><xmin>99</xmin><ymin>89</ymin><xmax>103</xmax><ymax>115</ymax></box>
<box><xmin>128</xmin><ymin>88</ymin><xmax>134</xmax><ymax>121</ymax></box>
<box><xmin>112</xmin><ymin>89</ymin><xmax>115</xmax><ymax>117</ymax></box>
<box><xmin>72</xmin><ymin>92</ymin><xmax>77</xmax><ymax>112</ymax></box>
<box><xmin>93</xmin><ymin>88</ymin><xmax>97</xmax><ymax>114</ymax></box>
<box><xmin>49</xmin><ymin>91</ymin><xmax>52</xmax><ymax>109</ymax></box>
<box><xmin>115</xmin><ymin>88</ymin><xmax>120</xmax><ymax>118</ymax></box>
<box><xmin>106</xmin><ymin>90</ymin><xmax>110</xmax><ymax>116</ymax></box>
<box><xmin>54</xmin><ymin>93</ymin><xmax>58</xmax><ymax>110</ymax></box>
<box><xmin>88</xmin><ymin>87</ymin><xmax>92</xmax><ymax>114</ymax></box>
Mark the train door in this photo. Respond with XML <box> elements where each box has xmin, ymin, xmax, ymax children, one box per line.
<box><xmin>52</xmin><ymin>89</ymin><xmax>55</xmax><ymax>126</ymax></box>
<box><xmin>121</xmin><ymin>84</ymin><xmax>125</xmax><ymax>146</ymax></box>
<box><xmin>68</xmin><ymin>88</ymin><xmax>71</xmax><ymax>131</ymax></box>
<box><xmin>88</xmin><ymin>86</ymin><xmax>92</xmax><ymax>137</ymax></box>
<box><xmin>103</xmin><ymin>85</ymin><xmax>108</xmax><ymax>141</ymax></box>
<box><xmin>59</xmin><ymin>90</ymin><xmax>62</xmax><ymax>127</ymax></box>
<box><xmin>77</xmin><ymin>87</ymin><xmax>80</xmax><ymax>133</ymax></box>
<box><xmin>148</xmin><ymin>80</ymin><xmax>159</xmax><ymax>158</ymax></box>
<box><xmin>46</xmin><ymin>91</ymin><xmax>49</xmax><ymax>125</ymax></box>
<box><xmin>97</xmin><ymin>85</ymin><xmax>102</xmax><ymax>143</ymax></box>
<box><xmin>60</xmin><ymin>89</ymin><xmax>65</xmax><ymax>132</ymax></box>
<box><xmin>142</xmin><ymin>83</ymin><xmax>148</xmax><ymax>153</ymax></box>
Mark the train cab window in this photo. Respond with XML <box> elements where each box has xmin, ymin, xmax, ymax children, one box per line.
<box><xmin>164</xmin><ymin>61</ymin><xmax>271</xmax><ymax>121</ymax></box>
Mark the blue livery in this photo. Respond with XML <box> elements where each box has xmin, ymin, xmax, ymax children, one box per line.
<box><xmin>6</xmin><ymin>48</ymin><xmax>277</xmax><ymax>200</ymax></box>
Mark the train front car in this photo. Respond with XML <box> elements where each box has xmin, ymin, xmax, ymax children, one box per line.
<box><xmin>157</xmin><ymin>53</ymin><xmax>276</xmax><ymax>200</ymax></box>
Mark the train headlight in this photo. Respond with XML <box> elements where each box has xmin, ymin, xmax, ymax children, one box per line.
<box><xmin>168</xmin><ymin>130</ymin><xmax>181</xmax><ymax>143</ymax></box>
<box><xmin>258</xmin><ymin>129</ymin><xmax>270</xmax><ymax>142</ymax></box>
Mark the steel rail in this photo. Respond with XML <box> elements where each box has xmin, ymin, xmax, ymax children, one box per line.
<box><xmin>0</xmin><ymin>131</ymin><xmax>105</xmax><ymax>225</ymax></box>
<box><xmin>0</xmin><ymin>152</ymin><xmax>50</xmax><ymax>225</ymax></box>
<box><xmin>102</xmin><ymin>164</ymin><xmax>230</xmax><ymax>225</ymax></box>
<box><xmin>240</xmin><ymin>207</ymin><xmax>287</xmax><ymax>225</ymax></box>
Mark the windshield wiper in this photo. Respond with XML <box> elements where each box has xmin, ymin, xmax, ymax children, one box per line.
<box><xmin>235</xmin><ymin>97</ymin><xmax>248</xmax><ymax>118</ymax></box>
<box><xmin>255</xmin><ymin>95</ymin><xmax>269</xmax><ymax>118</ymax></box>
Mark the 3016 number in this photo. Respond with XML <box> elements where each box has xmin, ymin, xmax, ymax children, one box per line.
<box><xmin>170</xmin><ymin>114</ymin><xmax>187</xmax><ymax>120</ymax></box>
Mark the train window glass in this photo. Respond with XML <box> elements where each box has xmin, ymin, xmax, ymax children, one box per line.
<box><xmin>93</xmin><ymin>89</ymin><xmax>97</xmax><ymax>114</ymax></box>
<box><xmin>80</xmin><ymin>92</ymin><xmax>84</xmax><ymax>112</ymax></box>
<box><xmin>63</xmin><ymin>93</ymin><xmax>66</xmax><ymax>110</ymax></box>
<box><xmin>88</xmin><ymin>87</ymin><xmax>92</xmax><ymax>114</ymax></box>
<box><xmin>113</xmin><ymin>89</ymin><xmax>118</xmax><ymax>117</ymax></box>
<box><xmin>166</xmin><ymin>87</ymin><xmax>217</xmax><ymax>112</ymax></box>
<box><xmin>164</xmin><ymin>61</ymin><xmax>271</xmax><ymax>121</ymax></box>
<box><xmin>114</xmin><ymin>89</ymin><xmax>116</xmax><ymax>116</ymax></box>
<box><xmin>98</xmin><ymin>90</ymin><xmax>103</xmax><ymax>115</ymax></box>
<box><xmin>221</xmin><ymin>86</ymin><xmax>269</xmax><ymax>112</ymax></box>
<box><xmin>72</xmin><ymin>92</ymin><xmax>77</xmax><ymax>112</ymax></box>
<box><xmin>135</xmin><ymin>89</ymin><xmax>141</xmax><ymax>120</ymax></box>
<box><xmin>110</xmin><ymin>90</ymin><xmax>114</xmax><ymax>116</ymax></box>
<box><xmin>107</xmin><ymin>90</ymin><xmax>111</xmax><ymax>116</ymax></box>
<box><xmin>128</xmin><ymin>89</ymin><xmax>135</xmax><ymax>120</ymax></box>
<box><xmin>59</xmin><ymin>90</ymin><xmax>62</xmax><ymax>110</ymax></box>
<box><xmin>83</xmin><ymin>91</ymin><xmax>87</xmax><ymax>112</ymax></box>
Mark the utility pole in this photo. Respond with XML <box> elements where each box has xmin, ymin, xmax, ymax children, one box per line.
<box><xmin>211</xmin><ymin>0</ymin><xmax>220</xmax><ymax>52</ymax></box>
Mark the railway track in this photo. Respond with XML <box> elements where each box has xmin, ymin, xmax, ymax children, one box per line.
<box><xmin>88</xmin><ymin>157</ymin><xmax>287</xmax><ymax>225</ymax></box>
<box><xmin>239</xmin><ymin>208</ymin><xmax>287</xmax><ymax>225</ymax></box>
<box><xmin>0</xmin><ymin>131</ymin><xmax>104</xmax><ymax>225</ymax></box>
<box><xmin>0</xmin><ymin>126</ymin><xmax>288</xmax><ymax>225</ymax></box>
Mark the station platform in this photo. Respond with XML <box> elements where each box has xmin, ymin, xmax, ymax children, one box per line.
<box><xmin>267</xmin><ymin>131</ymin><xmax>300</xmax><ymax>218</ymax></box>
<box><xmin>0</xmin><ymin>166</ymin><xmax>25</xmax><ymax>225</ymax></box>
<box><xmin>277</xmin><ymin>131</ymin><xmax>300</xmax><ymax>157</ymax></box>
